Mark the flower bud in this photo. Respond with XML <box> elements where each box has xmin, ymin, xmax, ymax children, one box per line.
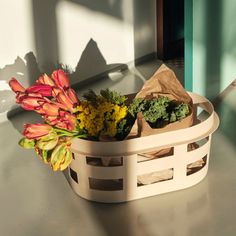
<box><xmin>21</xmin><ymin>97</ymin><xmax>46</xmax><ymax>110</ymax></box>
<box><xmin>51</xmin><ymin>69</ymin><xmax>70</xmax><ymax>89</ymax></box>
<box><xmin>56</xmin><ymin>91</ymin><xmax>75</xmax><ymax>112</ymax></box>
<box><xmin>38</xmin><ymin>102</ymin><xmax>60</xmax><ymax>116</ymax></box>
<box><xmin>36</xmin><ymin>74</ymin><xmax>55</xmax><ymax>86</ymax></box>
<box><xmin>50</xmin><ymin>143</ymin><xmax>72</xmax><ymax>171</ymax></box>
<box><xmin>9</xmin><ymin>78</ymin><xmax>25</xmax><ymax>93</ymax></box>
<box><xmin>23</xmin><ymin>123</ymin><xmax>53</xmax><ymax>139</ymax></box>
<box><xmin>26</xmin><ymin>84</ymin><xmax>52</xmax><ymax>96</ymax></box>
<box><xmin>36</xmin><ymin>131</ymin><xmax>58</xmax><ymax>150</ymax></box>
<box><xmin>18</xmin><ymin>138</ymin><xmax>35</xmax><ymax>149</ymax></box>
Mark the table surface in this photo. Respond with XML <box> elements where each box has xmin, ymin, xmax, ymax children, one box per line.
<box><xmin>1</xmin><ymin>64</ymin><xmax>236</xmax><ymax>236</ymax></box>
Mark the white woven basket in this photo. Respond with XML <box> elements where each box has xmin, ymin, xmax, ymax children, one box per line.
<box><xmin>69</xmin><ymin>92</ymin><xmax>219</xmax><ymax>203</ymax></box>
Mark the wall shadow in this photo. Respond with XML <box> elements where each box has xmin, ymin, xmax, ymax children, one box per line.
<box><xmin>0</xmin><ymin>52</ymin><xmax>40</xmax><ymax>86</ymax></box>
<box><xmin>31</xmin><ymin>0</ymin><xmax>59</xmax><ymax>76</ymax></box>
<box><xmin>70</xmin><ymin>38</ymin><xmax>128</xmax><ymax>89</ymax></box>
<box><xmin>0</xmin><ymin>52</ymin><xmax>41</xmax><ymax>114</ymax></box>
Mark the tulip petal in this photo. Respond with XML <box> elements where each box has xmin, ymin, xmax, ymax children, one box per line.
<box><xmin>35</xmin><ymin>147</ymin><xmax>51</xmax><ymax>164</ymax></box>
<box><xmin>21</xmin><ymin>97</ymin><xmax>46</xmax><ymax>110</ymax></box>
<box><xmin>9</xmin><ymin>78</ymin><xmax>25</xmax><ymax>93</ymax></box>
<box><xmin>23</xmin><ymin>123</ymin><xmax>53</xmax><ymax>139</ymax></box>
<box><xmin>52</xmin><ymin>87</ymin><xmax>62</xmax><ymax>97</ymax></box>
<box><xmin>50</xmin><ymin>143</ymin><xmax>66</xmax><ymax>171</ymax></box>
<box><xmin>18</xmin><ymin>138</ymin><xmax>35</xmax><ymax>149</ymax></box>
<box><xmin>66</xmin><ymin>88</ymin><xmax>79</xmax><ymax>104</ymax></box>
<box><xmin>36</xmin><ymin>131</ymin><xmax>58</xmax><ymax>150</ymax></box>
<box><xmin>41</xmin><ymin>149</ymin><xmax>51</xmax><ymax>164</ymax></box>
<box><xmin>37</xmin><ymin>74</ymin><xmax>55</xmax><ymax>86</ymax></box>
<box><xmin>51</xmin><ymin>69</ymin><xmax>70</xmax><ymax>89</ymax></box>
<box><xmin>39</xmin><ymin>102</ymin><xmax>60</xmax><ymax>116</ymax></box>
<box><xmin>56</xmin><ymin>91</ymin><xmax>74</xmax><ymax>112</ymax></box>
<box><xmin>59</xmin><ymin>146</ymin><xmax>72</xmax><ymax>171</ymax></box>
<box><xmin>26</xmin><ymin>84</ymin><xmax>52</xmax><ymax>96</ymax></box>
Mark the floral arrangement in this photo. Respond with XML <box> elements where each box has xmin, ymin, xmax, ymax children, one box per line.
<box><xmin>9</xmin><ymin>70</ymin><xmax>190</xmax><ymax>171</ymax></box>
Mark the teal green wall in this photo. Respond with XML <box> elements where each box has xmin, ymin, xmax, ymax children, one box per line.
<box><xmin>192</xmin><ymin>0</ymin><xmax>236</xmax><ymax>99</ymax></box>
<box><xmin>184</xmin><ymin>0</ymin><xmax>193</xmax><ymax>91</ymax></box>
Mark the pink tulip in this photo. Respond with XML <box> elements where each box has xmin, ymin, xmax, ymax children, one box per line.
<box><xmin>26</xmin><ymin>84</ymin><xmax>52</xmax><ymax>96</ymax></box>
<box><xmin>23</xmin><ymin>123</ymin><xmax>53</xmax><ymax>139</ymax></box>
<box><xmin>51</xmin><ymin>69</ymin><xmax>70</xmax><ymax>89</ymax></box>
<box><xmin>36</xmin><ymin>74</ymin><xmax>55</xmax><ymax>86</ymax></box>
<box><xmin>9</xmin><ymin>78</ymin><xmax>25</xmax><ymax>93</ymax></box>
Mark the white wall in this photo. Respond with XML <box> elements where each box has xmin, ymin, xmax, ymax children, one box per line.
<box><xmin>0</xmin><ymin>0</ymin><xmax>156</xmax><ymax>114</ymax></box>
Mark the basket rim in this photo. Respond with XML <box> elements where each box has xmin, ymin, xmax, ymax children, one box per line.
<box><xmin>71</xmin><ymin>92</ymin><xmax>219</xmax><ymax>156</ymax></box>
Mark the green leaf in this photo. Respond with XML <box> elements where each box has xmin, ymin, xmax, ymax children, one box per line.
<box><xmin>18</xmin><ymin>138</ymin><xmax>35</xmax><ymax>149</ymax></box>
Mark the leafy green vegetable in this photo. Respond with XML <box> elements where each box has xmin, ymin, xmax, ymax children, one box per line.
<box><xmin>170</xmin><ymin>103</ymin><xmax>190</xmax><ymax>122</ymax></box>
<box><xmin>128</xmin><ymin>98</ymin><xmax>145</xmax><ymax>118</ymax></box>
<box><xmin>128</xmin><ymin>96</ymin><xmax>190</xmax><ymax>128</ymax></box>
<box><xmin>100</xmin><ymin>88</ymin><xmax>127</xmax><ymax>105</ymax></box>
<box><xmin>83</xmin><ymin>88</ymin><xmax>127</xmax><ymax>106</ymax></box>
<box><xmin>142</xmin><ymin>97</ymin><xmax>170</xmax><ymax>123</ymax></box>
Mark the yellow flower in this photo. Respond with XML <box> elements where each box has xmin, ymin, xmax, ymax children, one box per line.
<box><xmin>76</xmin><ymin>99</ymin><xmax>128</xmax><ymax>138</ymax></box>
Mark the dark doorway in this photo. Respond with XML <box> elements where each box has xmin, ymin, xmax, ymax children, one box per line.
<box><xmin>156</xmin><ymin>0</ymin><xmax>184</xmax><ymax>60</ymax></box>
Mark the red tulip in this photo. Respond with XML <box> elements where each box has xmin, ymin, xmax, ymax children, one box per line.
<box><xmin>23</xmin><ymin>123</ymin><xmax>53</xmax><ymax>139</ymax></box>
<box><xmin>56</xmin><ymin>91</ymin><xmax>74</xmax><ymax>112</ymax></box>
<box><xmin>26</xmin><ymin>84</ymin><xmax>52</xmax><ymax>96</ymax></box>
<box><xmin>36</xmin><ymin>74</ymin><xmax>55</xmax><ymax>86</ymax></box>
<box><xmin>38</xmin><ymin>102</ymin><xmax>60</xmax><ymax>116</ymax></box>
<box><xmin>21</xmin><ymin>96</ymin><xmax>46</xmax><ymax>110</ymax></box>
<box><xmin>52</xmin><ymin>87</ymin><xmax>61</xmax><ymax>97</ymax></box>
<box><xmin>9</xmin><ymin>78</ymin><xmax>25</xmax><ymax>93</ymax></box>
<box><xmin>65</xmin><ymin>88</ymin><xmax>79</xmax><ymax>104</ymax></box>
<box><xmin>45</xmin><ymin>111</ymin><xmax>77</xmax><ymax>131</ymax></box>
<box><xmin>51</xmin><ymin>69</ymin><xmax>70</xmax><ymax>89</ymax></box>
<box><xmin>55</xmin><ymin>88</ymin><xmax>78</xmax><ymax>112</ymax></box>
<box><xmin>58</xmin><ymin>111</ymin><xmax>77</xmax><ymax>131</ymax></box>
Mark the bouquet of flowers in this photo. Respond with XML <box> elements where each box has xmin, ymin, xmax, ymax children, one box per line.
<box><xmin>9</xmin><ymin>68</ymin><xmax>191</xmax><ymax>171</ymax></box>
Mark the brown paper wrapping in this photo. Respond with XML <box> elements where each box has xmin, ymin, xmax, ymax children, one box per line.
<box><xmin>133</xmin><ymin>64</ymin><xmax>194</xmax><ymax>137</ymax></box>
<box><xmin>130</xmin><ymin>64</ymin><xmax>198</xmax><ymax>184</ymax></box>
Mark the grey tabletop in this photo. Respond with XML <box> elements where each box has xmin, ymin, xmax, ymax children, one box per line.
<box><xmin>1</xmin><ymin>69</ymin><xmax>236</xmax><ymax>236</ymax></box>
